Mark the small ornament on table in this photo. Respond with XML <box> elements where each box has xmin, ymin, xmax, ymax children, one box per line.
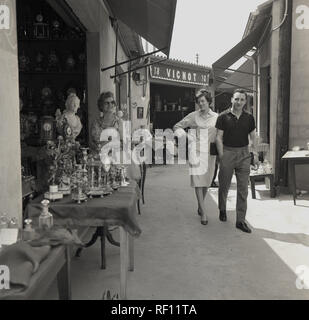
<box><xmin>110</xmin><ymin>164</ymin><xmax>119</xmax><ymax>190</ymax></box>
<box><xmin>44</xmin><ymin>140</ymin><xmax>63</xmax><ymax>200</ymax></box>
<box><xmin>81</xmin><ymin>147</ymin><xmax>89</xmax><ymax>170</ymax></box>
<box><xmin>44</xmin><ymin>164</ymin><xmax>63</xmax><ymax>201</ymax></box>
<box><xmin>115</xmin><ymin>166</ymin><xmax>122</xmax><ymax>186</ymax></box>
<box><xmin>101</xmin><ymin>156</ymin><xmax>114</xmax><ymax>193</ymax></box>
<box><xmin>120</xmin><ymin>165</ymin><xmax>130</xmax><ymax>187</ymax></box>
<box><xmin>39</xmin><ymin>200</ymin><xmax>53</xmax><ymax>229</ymax></box>
<box><xmin>47</xmin><ymin>135</ymin><xmax>80</xmax><ymax>196</ymax></box>
<box><xmin>87</xmin><ymin>157</ymin><xmax>105</xmax><ymax>198</ymax></box>
<box><xmin>71</xmin><ymin>164</ymin><xmax>88</xmax><ymax>204</ymax></box>
<box><xmin>58</xmin><ymin>175</ymin><xmax>71</xmax><ymax>195</ymax></box>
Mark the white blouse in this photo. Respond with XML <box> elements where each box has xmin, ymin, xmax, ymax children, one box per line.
<box><xmin>174</xmin><ymin>110</ymin><xmax>218</xmax><ymax>153</ymax></box>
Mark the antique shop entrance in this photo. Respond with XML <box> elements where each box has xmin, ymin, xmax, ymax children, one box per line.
<box><xmin>17</xmin><ymin>0</ymin><xmax>88</xmax><ymax>200</ymax></box>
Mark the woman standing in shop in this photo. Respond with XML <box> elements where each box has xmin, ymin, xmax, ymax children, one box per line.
<box><xmin>173</xmin><ymin>89</ymin><xmax>218</xmax><ymax>225</ymax></box>
<box><xmin>90</xmin><ymin>91</ymin><xmax>121</xmax><ymax>153</ymax></box>
<box><xmin>90</xmin><ymin>91</ymin><xmax>141</xmax><ymax>181</ymax></box>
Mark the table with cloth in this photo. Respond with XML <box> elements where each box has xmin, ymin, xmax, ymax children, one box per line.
<box><xmin>26</xmin><ymin>181</ymin><xmax>142</xmax><ymax>299</ymax></box>
<box><xmin>282</xmin><ymin>150</ymin><xmax>309</xmax><ymax>205</ymax></box>
<box><xmin>0</xmin><ymin>242</ymin><xmax>70</xmax><ymax>300</ymax></box>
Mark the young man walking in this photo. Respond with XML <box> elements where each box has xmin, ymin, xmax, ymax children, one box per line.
<box><xmin>215</xmin><ymin>89</ymin><xmax>258</xmax><ymax>233</ymax></box>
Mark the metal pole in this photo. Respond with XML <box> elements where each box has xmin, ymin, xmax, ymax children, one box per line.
<box><xmin>114</xmin><ymin>23</ymin><xmax>119</xmax><ymax>83</ymax></box>
<box><xmin>111</xmin><ymin>58</ymin><xmax>168</xmax><ymax>79</ymax></box>
<box><xmin>101</xmin><ymin>47</ymin><xmax>167</xmax><ymax>72</ymax></box>
<box><xmin>128</xmin><ymin>60</ymin><xmax>132</xmax><ymax>122</ymax></box>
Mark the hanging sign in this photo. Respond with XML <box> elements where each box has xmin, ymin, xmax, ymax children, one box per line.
<box><xmin>150</xmin><ymin>63</ymin><xmax>210</xmax><ymax>86</ymax></box>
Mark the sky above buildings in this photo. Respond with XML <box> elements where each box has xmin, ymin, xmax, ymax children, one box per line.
<box><xmin>169</xmin><ymin>0</ymin><xmax>268</xmax><ymax>67</ymax></box>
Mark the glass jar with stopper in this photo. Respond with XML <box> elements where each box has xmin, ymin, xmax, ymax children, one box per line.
<box><xmin>39</xmin><ymin>199</ymin><xmax>53</xmax><ymax>229</ymax></box>
<box><xmin>23</xmin><ymin>219</ymin><xmax>36</xmax><ymax>241</ymax></box>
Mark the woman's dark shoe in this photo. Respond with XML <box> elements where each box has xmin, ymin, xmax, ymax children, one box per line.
<box><xmin>200</xmin><ymin>213</ymin><xmax>208</xmax><ymax>225</ymax></box>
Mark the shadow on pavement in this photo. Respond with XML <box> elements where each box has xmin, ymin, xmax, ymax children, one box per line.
<box><xmin>254</xmin><ymin>228</ymin><xmax>309</xmax><ymax>247</ymax></box>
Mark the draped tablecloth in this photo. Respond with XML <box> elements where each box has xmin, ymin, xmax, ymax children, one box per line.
<box><xmin>26</xmin><ymin>181</ymin><xmax>142</xmax><ymax>238</ymax></box>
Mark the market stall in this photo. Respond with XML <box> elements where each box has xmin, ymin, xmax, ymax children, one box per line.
<box><xmin>149</xmin><ymin>56</ymin><xmax>212</xmax><ymax>131</ymax></box>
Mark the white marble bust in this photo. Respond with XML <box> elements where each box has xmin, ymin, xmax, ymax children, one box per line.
<box><xmin>56</xmin><ymin>93</ymin><xmax>82</xmax><ymax>139</ymax></box>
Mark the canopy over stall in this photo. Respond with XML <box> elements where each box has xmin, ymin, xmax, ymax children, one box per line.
<box><xmin>212</xmin><ymin>0</ymin><xmax>273</xmax><ymax>87</ymax></box>
<box><xmin>104</xmin><ymin>0</ymin><xmax>177</xmax><ymax>57</ymax></box>
<box><xmin>212</xmin><ymin>21</ymin><xmax>267</xmax><ymax>87</ymax></box>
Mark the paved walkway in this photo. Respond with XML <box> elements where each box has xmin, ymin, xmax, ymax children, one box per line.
<box><xmin>45</xmin><ymin>164</ymin><xmax>309</xmax><ymax>299</ymax></box>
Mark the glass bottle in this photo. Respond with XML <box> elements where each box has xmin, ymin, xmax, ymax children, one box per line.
<box><xmin>23</xmin><ymin>219</ymin><xmax>36</xmax><ymax>241</ymax></box>
<box><xmin>39</xmin><ymin>199</ymin><xmax>53</xmax><ymax>229</ymax></box>
<box><xmin>9</xmin><ymin>218</ymin><xmax>18</xmax><ymax>228</ymax></box>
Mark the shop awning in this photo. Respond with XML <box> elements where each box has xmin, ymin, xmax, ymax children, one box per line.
<box><xmin>212</xmin><ymin>21</ymin><xmax>266</xmax><ymax>80</ymax></box>
<box><xmin>216</xmin><ymin>59</ymin><xmax>255</xmax><ymax>92</ymax></box>
<box><xmin>104</xmin><ymin>0</ymin><xmax>177</xmax><ymax>56</ymax></box>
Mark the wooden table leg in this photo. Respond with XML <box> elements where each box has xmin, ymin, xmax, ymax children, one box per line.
<box><xmin>128</xmin><ymin>235</ymin><xmax>134</xmax><ymax>272</ymax></box>
<box><xmin>100</xmin><ymin>227</ymin><xmax>106</xmax><ymax>270</ymax></box>
<box><xmin>269</xmin><ymin>175</ymin><xmax>276</xmax><ymax>198</ymax></box>
<box><xmin>57</xmin><ymin>245</ymin><xmax>71</xmax><ymax>300</ymax></box>
<box><xmin>120</xmin><ymin>227</ymin><xmax>128</xmax><ymax>300</ymax></box>
<box><xmin>289</xmin><ymin>161</ymin><xmax>297</xmax><ymax>205</ymax></box>
<box><xmin>250</xmin><ymin>177</ymin><xmax>256</xmax><ymax>199</ymax></box>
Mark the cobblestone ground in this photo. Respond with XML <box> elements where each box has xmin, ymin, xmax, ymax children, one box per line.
<box><xmin>45</xmin><ymin>164</ymin><xmax>309</xmax><ymax>300</ymax></box>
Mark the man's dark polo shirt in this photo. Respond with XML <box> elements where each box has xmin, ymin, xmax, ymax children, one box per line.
<box><xmin>215</xmin><ymin>109</ymin><xmax>256</xmax><ymax>147</ymax></box>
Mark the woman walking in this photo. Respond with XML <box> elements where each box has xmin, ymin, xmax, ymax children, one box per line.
<box><xmin>174</xmin><ymin>89</ymin><xmax>218</xmax><ymax>225</ymax></box>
